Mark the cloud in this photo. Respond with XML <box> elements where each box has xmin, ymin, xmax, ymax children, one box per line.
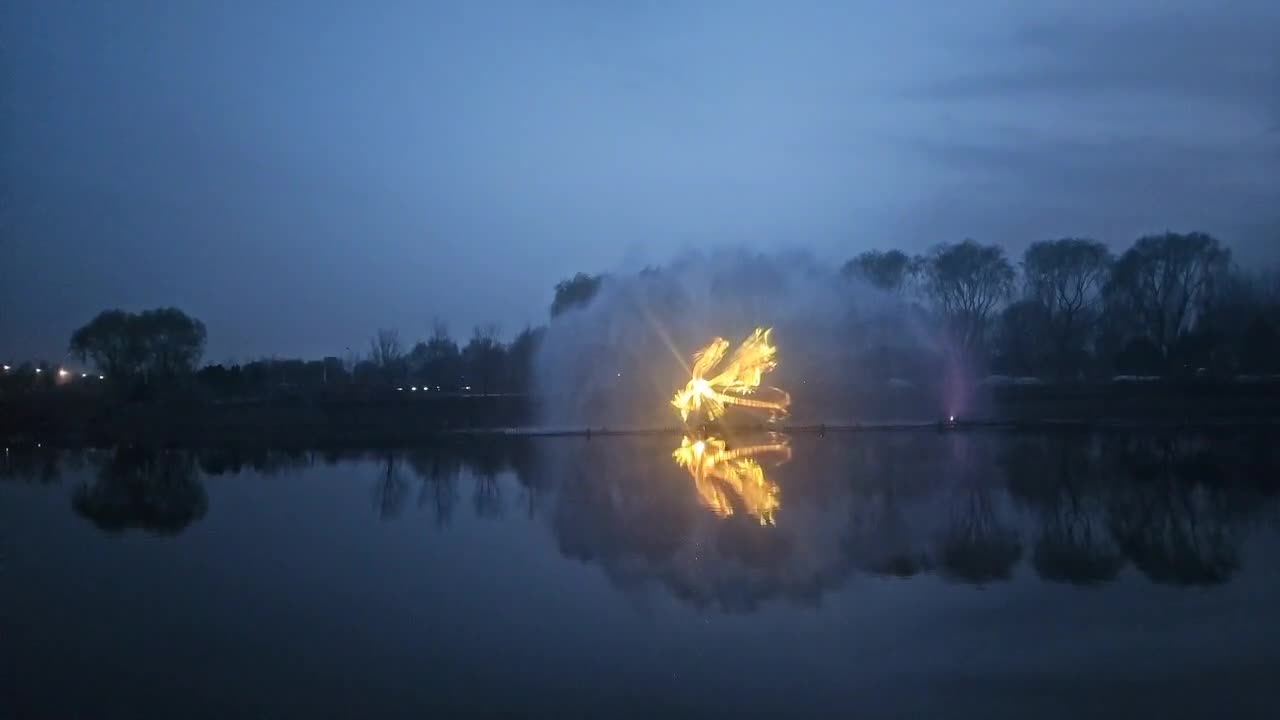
<box><xmin>916</xmin><ymin>7</ymin><xmax>1280</xmax><ymax>127</ymax></box>
<box><xmin>888</xmin><ymin>3</ymin><xmax>1280</xmax><ymax>255</ymax></box>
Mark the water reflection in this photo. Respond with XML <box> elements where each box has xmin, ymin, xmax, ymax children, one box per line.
<box><xmin>73</xmin><ymin>447</ymin><xmax>208</xmax><ymax>535</ymax></box>
<box><xmin>671</xmin><ymin>434</ymin><xmax>790</xmax><ymax>524</ymax></box>
<box><xmin>8</xmin><ymin>430</ymin><xmax>1280</xmax><ymax>608</ymax></box>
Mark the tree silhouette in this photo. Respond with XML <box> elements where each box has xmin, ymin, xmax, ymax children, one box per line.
<box><xmin>992</xmin><ymin>299</ymin><xmax>1052</xmax><ymax>376</ymax></box>
<box><xmin>1023</xmin><ymin>238</ymin><xmax>1112</xmax><ymax>377</ymax></box>
<box><xmin>416</xmin><ymin>321</ymin><xmax>462</xmax><ymax>390</ymax></box>
<box><xmin>1104</xmin><ymin>232</ymin><xmax>1231</xmax><ymax>366</ymax></box>
<box><xmin>369</xmin><ymin>328</ymin><xmax>404</xmax><ymax>383</ymax></box>
<box><xmin>69</xmin><ymin>310</ymin><xmax>141</xmax><ymax>378</ymax></box>
<box><xmin>550</xmin><ymin>272</ymin><xmax>603</xmax><ymax>317</ymax></box>
<box><xmin>842</xmin><ymin>249</ymin><xmax>919</xmax><ymax>295</ymax></box>
<box><xmin>135</xmin><ymin>308</ymin><xmax>208</xmax><ymax>377</ymax></box>
<box><xmin>462</xmin><ymin>325</ymin><xmax>506</xmax><ymax>394</ymax></box>
<box><xmin>505</xmin><ymin>326</ymin><xmax>544</xmax><ymax>394</ymax></box>
<box><xmin>921</xmin><ymin>240</ymin><xmax>1015</xmax><ymax>356</ymax></box>
<box><xmin>70</xmin><ymin>307</ymin><xmax>206</xmax><ymax>379</ymax></box>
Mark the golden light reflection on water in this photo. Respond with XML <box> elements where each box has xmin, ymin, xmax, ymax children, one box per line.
<box><xmin>672</xmin><ymin>435</ymin><xmax>791</xmax><ymax>525</ymax></box>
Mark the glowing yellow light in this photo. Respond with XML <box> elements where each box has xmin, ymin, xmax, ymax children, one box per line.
<box><xmin>58</xmin><ymin>369</ymin><xmax>69</xmax><ymax>377</ymax></box>
<box><xmin>672</xmin><ymin>327</ymin><xmax>790</xmax><ymax>423</ymax></box>
<box><xmin>672</xmin><ymin>434</ymin><xmax>790</xmax><ymax>525</ymax></box>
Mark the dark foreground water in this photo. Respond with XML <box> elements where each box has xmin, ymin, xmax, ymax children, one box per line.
<box><xmin>3</xmin><ymin>430</ymin><xmax>1280</xmax><ymax>719</ymax></box>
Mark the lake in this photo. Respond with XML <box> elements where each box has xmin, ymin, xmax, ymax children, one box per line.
<box><xmin>3</xmin><ymin>430</ymin><xmax>1280</xmax><ymax>719</ymax></box>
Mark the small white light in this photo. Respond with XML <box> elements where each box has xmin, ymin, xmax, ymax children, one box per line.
<box><xmin>464</xmin><ymin>385</ymin><xmax>471</xmax><ymax>391</ymax></box>
<box><xmin>58</xmin><ymin>369</ymin><xmax>69</xmax><ymax>377</ymax></box>
<box><xmin>616</xmin><ymin>373</ymin><xmax>622</xmax><ymax>378</ymax></box>
<box><xmin>2</xmin><ymin>365</ymin><xmax>10</xmax><ymax>371</ymax></box>
<box><xmin>948</xmin><ymin>415</ymin><xmax>956</xmax><ymax>423</ymax></box>
<box><xmin>410</xmin><ymin>386</ymin><xmax>417</xmax><ymax>391</ymax></box>
<box><xmin>35</xmin><ymin>368</ymin><xmax>42</xmax><ymax>373</ymax></box>
<box><xmin>81</xmin><ymin>373</ymin><xmax>88</xmax><ymax>378</ymax></box>
<box><xmin>98</xmin><ymin>375</ymin><xmax>105</xmax><ymax>380</ymax></box>
<box><xmin>436</xmin><ymin>386</ymin><xmax>440</xmax><ymax>391</ymax></box>
<box><xmin>397</xmin><ymin>387</ymin><xmax>404</xmax><ymax>391</ymax></box>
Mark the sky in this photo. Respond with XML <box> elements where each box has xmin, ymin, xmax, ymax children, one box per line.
<box><xmin>2</xmin><ymin>0</ymin><xmax>1277</xmax><ymax>362</ymax></box>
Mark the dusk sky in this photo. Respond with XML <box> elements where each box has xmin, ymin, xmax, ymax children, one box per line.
<box><xmin>3</xmin><ymin>0</ymin><xmax>1277</xmax><ymax>362</ymax></box>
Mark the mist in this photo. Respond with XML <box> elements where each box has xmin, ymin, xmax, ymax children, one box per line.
<box><xmin>535</xmin><ymin>248</ymin><xmax>944</xmax><ymax>427</ymax></box>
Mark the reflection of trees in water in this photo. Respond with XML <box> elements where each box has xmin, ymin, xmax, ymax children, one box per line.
<box><xmin>1003</xmin><ymin>436</ymin><xmax>1124</xmax><ymax>585</ymax></box>
<box><xmin>370</xmin><ymin>453</ymin><xmax>410</xmax><ymax>519</ymax></box>
<box><xmin>369</xmin><ymin>439</ymin><xmax>544</xmax><ymax>525</ymax></box>
<box><xmin>549</xmin><ymin>438</ymin><xmax>851</xmax><ymax>612</ymax></box>
<box><xmin>371</xmin><ymin>446</ymin><xmax>502</xmax><ymax>522</ymax></box>
<box><xmin>843</xmin><ymin>437</ymin><xmax>936</xmax><ymax>578</ymax></box>
<box><xmin>467</xmin><ymin>441</ymin><xmax>509</xmax><ymax>519</ymax></box>
<box><xmin>29</xmin><ymin>429</ymin><xmax>1280</xmax><ymax>605</ymax></box>
<box><xmin>937</xmin><ymin>435</ymin><xmax>1022</xmax><ymax>584</ymax></box>
<box><xmin>406</xmin><ymin>449</ymin><xmax>460</xmax><ymax>526</ymax></box>
<box><xmin>1104</xmin><ymin>435</ymin><xmax>1244</xmax><ymax>586</ymax></box>
<box><xmin>73</xmin><ymin>448</ymin><xmax>207</xmax><ymax>534</ymax></box>
<box><xmin>0</xmin><ymin>446</ymin><xmax>70</xmax><ymax>484</ymax></box>
<box><xmin>1000</xmin><ymin>432</ymin><xmax>1280</xmax><ymax>587</ymax></box>
<box><xmin>553</xmin><ymin>442</ymin><xmax>694</xmax><ymax>592</ymax></box>
<box><xmin>196</xmin><ymin>448</ymin><xmax>313</xmax><ymax>476</ymax></box>
<box><xmin>846</xmin><ymin>492</ymin><xmax>931</xmax><ymax>577</ymax></box>
<box><xmin>472</xmin><ymin>472</ymin><xmax>503</xmax><ymax>519</ymax></box>
<box><xmin>938</xmin><ymin>487</ymin><xmax>1023</xmax><ymax>584</ymax></box>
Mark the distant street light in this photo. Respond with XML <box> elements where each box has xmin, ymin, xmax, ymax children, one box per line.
<box><xmin>58</xmin><ymin>369</ymin><xmax>69</xmax><ymax>378</ymax></box>
<box><xmin>35</xmin><ymin>368</ymin><xmax>42</xmax><ymax>374</ymax></box>
<box><xmin>98</xmin><ymin>375</ymin><xmax>105</xmax><ymax>380</ymax></box>
<box><xmin>81</xmin><ymin>372</ymin><xmax>88</xmax><ymax>378</ymax></box>
<box><xmin>2</xmin><ymin>364</ymin><xmax>10</xmax><ymax>371</ymax></box>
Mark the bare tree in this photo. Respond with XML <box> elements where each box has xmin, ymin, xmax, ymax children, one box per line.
<box><xmin>462</xmin><ymin>325</ymin><xmax>505</xmax><ymax>394</ymax></box>
<box><xmin>842</xmin><ymin>249</ymin><xmax>920</xmax><ymax>295</ymax></box>
<box><xmin>921</xmin><ymin>240</ymin><xmax>1015</xmax><ymax>355</ymax></box>
<box><xmin>1104</xmin><ymin>232</ymin><xmax>1230</xmax><ymax>361</ymax></box>
<box><xmin>369</xmin><ymin>328</ymin><xmax>403</xmax><ymax>368</ymax></box>
<box><xmin>1023</xmin><ymin>238</ymin><xmax>1113</xmax><ymax>377</ymax></box>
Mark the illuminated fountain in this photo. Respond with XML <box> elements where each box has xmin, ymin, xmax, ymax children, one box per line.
<box><xmin>671</xmin><ymin>328</ymin><xmax>791</xmax><ymax>424</ymax></box>
<box><xmin>669</xmin><ymin>327</ymin><xmax>793</xmax><ymax>523</ymax></box>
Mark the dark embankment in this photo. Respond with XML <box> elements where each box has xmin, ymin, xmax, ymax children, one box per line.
<box><xmin>5</xmin><ymin>377</ymin><xmax>1280</xmax><ymax>447</ymax></box>
<box><xmin>0</xmin><ymin>389</ymin><xmax>536</xmax><ymax>447</ymax></box>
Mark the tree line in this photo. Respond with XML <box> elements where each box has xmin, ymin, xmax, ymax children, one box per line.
<box><xmin>844</xmin><ymin>232</ymin><xmax>1280</xmax><ymax>378</ymax></box>
<box><xmin>9</xmin><ymin>232</ymin><xmax>1278</xmax><ymax>400</ymax></box>
<box><xmin>0</xmin><ymin>273</ymin><xmax>604</xmax><ymax>398</ymax></box>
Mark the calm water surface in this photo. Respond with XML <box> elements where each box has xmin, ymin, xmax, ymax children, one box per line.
<box><xmin>3</xmin><ymin>431</ymin><xmax>1280</xmax><ymax>719</ymax></box>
